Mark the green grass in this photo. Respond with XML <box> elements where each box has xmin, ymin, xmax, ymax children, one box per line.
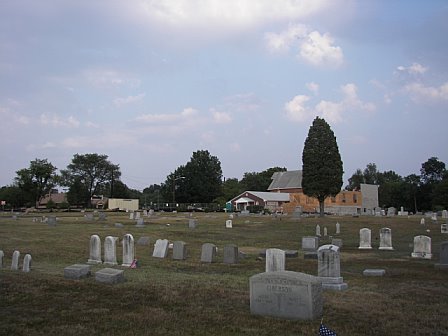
<box><xmin>1</xmin><ymin>212</ymin><xmax>447</xmax><ymax>335</ymax></box>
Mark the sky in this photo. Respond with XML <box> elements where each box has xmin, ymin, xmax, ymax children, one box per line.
<box><xmin>1</xmin><ymin>0</ymin><xmax>447</xmax><ymax>191</ymax></box>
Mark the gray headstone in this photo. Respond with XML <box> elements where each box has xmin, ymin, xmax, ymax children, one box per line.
<box><xmin>153</xmin><ymin>239</ymin><xmax>169</xmax><ymax>258</ymax></box>
<box><xmin>379</xmin><ymin>228</ymin><xmax>394</xmax><ymax>250</ymax></box>
<box><xmin>95</xmin><ymin>268</ymin><xmax>125</xmax><ymax>284</ymax></box>
<box><xmin>84</xmin><ymin>213</ymin><xmax>94</xmax><ymax>221</ymax></box>
<box><xmin>122</xmin><ymin>234</ymin><xmax>135</xmax><ymax>267</ymax></box>
<box><xmin>359</xmin><ymin>228</ymin><xmax>372</xmax><ymax>249</ymax></box>
<box><xmin>317</xmin><ymin>244</ymin><xmax>347</xmax><ymax>291</ymax></box>
<box><xmin>188</xmin><ymin>219</ymin><xmax>196</xmax><ymax>229</ymax></box>
<box><xmin>200</xmin><ymin>243</ymin><xmax>217</xmax><ymax>263</ymax></box>
<box><xmin>135</xmin><ymin>218</ymin><xmax>145</xmax><ymax>227</ymax></box>
<box><xmin>363</xmin><ymin>269</ymin><xmax>385</xmax><ymax>276</ymax></box>
<box><xmin>223</xmin><ymin>244</ymin><xmax>239</xmax><ymax>264</ymax></box>
<box><xmin>22</xmin><ymin>254</ymin><xmax>32</xmax><ymax>272</ymax></box>
<box><xmin>323</xmin><ymin>227</ymin><xmax>328</xmax><ymax>237</ymax></box>
<box><xmin>0</xmin><ymin>250</ymin><xmax>3</xmax><ymax>269</ymax></box>
<box><xmin>411</xmin><ymin>235</ymin><xmax>432</xmax><ymax>259</ymax></box>
<box><xmin>285</xmin><ymin>250</ymin><xmax>298</xmax><ymax>258</ymax></box>
<box><xmin>265</xmin><ymin>248</ymin><xmax>285</xmax><ymax>272</ymax></box>
<box><xmin>47</xmin><ymin>216</ymin><xmax>57</xmax><ymax>226</ymax></box>
<box><xmin>64</xmin><ymin>264</ymin><xmax>91</xmax><ymax>280</ymax></box>
<box><xmin>114</xmin><ymin>223</ymin><xmax>124</xmax><ymax>228</ymax></box>
<box><xmin>87</xmin><ymin>234</ymin><xmax>102</xmax><ymax>264</ymax></box>
<box><xmin>331</xmin><ymin>238</ymin><xmax>343</xmax><ymax>248</ymax></box>
<box><xmin>441</xmin><ymin>224</ymin><xmax>448</xmax><ymax>234</ymax></box>
<box><xmin>302</xmin><ymin>236</ymin><xmax>319</xmax><ymax>252</ymax></box>
<box><xmin>435</xmin><ymin>241</ymin><xmax>448</xmax><ymax>269</ymax></box>
<box><xmin>104</xmin><ymin>236</ymin><xmax>118</xmax><ymax>265</ymax></box>
<box><xmin>137</xmin><ymin>236</ymin><xmax>150</xmax><ymax>246</ymax></box>
<box><xmin>11</xmin><ymin>250</ymin><xmax>20</xmax><ymax>270</ymax></box>
<box><xmin>135</xmin><ymin>212</ymin><xmax>141</xmax><ymax>220</ymax></box>
<box><xmin>98</xmin><ymin>212</ymin><xmax>107</xmax><ymax>221</ymax></box>
<box><xmin>250</xmin><ymin>271</ymin><xmax>323</xmax><ymax>320</ymax></box>
<box><xmin>173</xmin><ymin>241</ymin><xmax>187</xmax><ymax>260</ymax></box>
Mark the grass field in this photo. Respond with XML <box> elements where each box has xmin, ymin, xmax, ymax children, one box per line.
<box><xmin>1</xmin><ymin>211</ymin><xmax>447</xmax><ymax>335</ymax></box>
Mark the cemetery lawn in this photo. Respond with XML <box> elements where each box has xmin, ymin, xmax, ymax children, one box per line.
<box><xmin>1</xmin><ymin>212</ymin><xmax>447</xmax><ymax>335</ymax></box>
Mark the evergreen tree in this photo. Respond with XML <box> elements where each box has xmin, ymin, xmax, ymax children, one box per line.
<box><xmin>302</xmin><ymin>117</ymin><xmax>343</xmax><ymax>217</ymax></box>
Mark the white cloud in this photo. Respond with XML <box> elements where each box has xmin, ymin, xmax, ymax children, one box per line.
<box><xmin>306</xmin><ymin>82</ymin><xmax>319</xmax><ymax>95</ymax></box>
<box><xmin>404</xmin><ymin>82</ymin><xmax>448</xmax><ymax>102</ymax></box>
<box><xmin>396</xmin><ymin>62</ymin><xmax>428</xmax><ymax>75</ymax></box>
<box><xmin>299</xmin><ymin>31</ymin><xmax>343</xmax><ymax>67</ymax></box>
<box><xmin>284</xmin><ymin>95</ymin><xmax>313</xmax><ymax>122</ymax></box>
<box><xmin>212</xmin><ymin>110</ymin><xmax>232</xmax><ymax>124</ymax></box>
<box><xmin>83</xmin><ymin>69</ymin><xmax>141</xmax><ymax>89</ymax></box>
<box><xmin>113</xmin><ymin>93</ymin><xmax>146</xmax><ymax>107</ymax></box>
<box><xmin>136</xmin><ymin>107</ymin><xmax>198</xmax><ymax>123</ymax></box>
<box><xmin>39</xmin><ymin>113</ymin><xmax>80</xmax><ymax>128</ymax></box>
<box><xmin>265</xmin><ymin>23</ymin><xmax>308</xmax><ymax>53</ymax></box>
<box><xmin>285</xmin><ymin>83</ymin><xmax>375</xmax><ymax>124</ymax></box>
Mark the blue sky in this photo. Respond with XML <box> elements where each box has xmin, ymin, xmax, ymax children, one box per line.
<box><xmin>1</xmin><ymin>0</ymin><xmax>447</xmax><ymax>190</ymax></box>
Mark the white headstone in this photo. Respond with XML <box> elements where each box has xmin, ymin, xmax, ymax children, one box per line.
<box><xmin>104</xmin><ymin>236</ymin><xmax>118</xmax><ymax>265</ymax></box>
<box><xmin>359</xmin><ymin>228</ymin><xmax>372</xmax><ymax>249</ymax></box>
<box><xmin>135</xmin><ymin>212</ymin><xmax>141</xmax><ymax>220</ymax></box>
<box><xmin>443</xmin><ymin>210</ymin><xmax>448</xmax><ymax>219</ymax></box>
<box><xmin>335</xmin><ymin>222</ymin><xmax>340</xmax><ymax>234</ymax></box>
<box><xmin>411</xmin><ymin>235</ymin><xmax>432</xmax><ymax>259</ymax></box>
<box><xmin>379</xmin><ymin>228</ymin><xmax>394</xmax><ymax>250</ymax></box>
<box><xmin>11</xmin><ymin>250</ymin><xmax>20</xmax><ymax>270</ymax></box>
<box><xmin>315</xmin><ymin>224</ymin><xmax>321</xmax><ymax>237</ymax></box>
<box><xmin>323</xmin><ymin>227</ymin><xmax>328</xmax><ymax>236</ymax></box>
<box><xmin>265</xmin><ymin>248</ymin><xmax>285</xmax><ymax>272</ymax></box>
<box><xmin>420</xmin><ymin>218</ymin><xmax>425</xmax><ymax>225</ymax></box>
<box><xmin>302</xmin><ymin>237</ymin><xmax>319</xmax><ymax>251</ymax></box>
<box><xmin>87</xmin><ymin>234</ymin><xmax>102</xmax><ymax>264</ymax></box>
<box><xmin>431</xmin><ymin>213</ymin><xmax>438</xmax><ymax>221</ymax></box>
<box><xmin>122</xmin><ymin>234</ymin><xmax>135</xmax><ymax>267</ymax></box>
<box><xmin>225</xmin><ymin>220</ymin><xmax>232</xmax><ymax>228</ymax></box>
<box><xmin>441</xmin><ymin>224</ymin><xmax>448</xmax><ymax>234</ymax></box>
<box><xmin>22</xmin><ymin>254</ymin><xmax>32</xmax><ymax>272</ymax></box>
<box><xmin>129</xmin><ymin>212</ymin><xmax>134</xmax><ymax>220</ymax></box>
<box><xmin>153</xmin><ymin>239</ymin><xmax>169</xmax><ymax>258</ymax></box>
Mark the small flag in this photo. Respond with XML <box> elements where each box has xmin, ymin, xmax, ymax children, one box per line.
<box><xmin>130</xmin><ymin>259</ymin><xmax>138</xmax><ymax>268</ymax></box>
<box><xmin>319</xmin><ymin>323</ymin><xmax>337</xmax><ymax>336</ymax></box>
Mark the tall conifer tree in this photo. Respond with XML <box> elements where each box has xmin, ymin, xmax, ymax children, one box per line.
<box><xmin>302</xmin><ymin>117</ymin><xmax>343</xmax><ymax>217</ymax></box>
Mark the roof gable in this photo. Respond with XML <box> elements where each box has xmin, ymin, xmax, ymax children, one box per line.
<box><xmin>268</xmin><ymin>170</ymin><xmax>302</xmax><ymax>190</ymax></box>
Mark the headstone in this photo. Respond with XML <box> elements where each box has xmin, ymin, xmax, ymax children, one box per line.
<box><xmin>317</xmin><ymin>244</ymin><xmax>347</xmax><ymax>291</ymax></box>
<box><xmin>420</xmin><ymin>218</ymin><xmax>425</xmax><ymax>226</ymax></box>
<box><xmin>225</xmin><ymin>220</ymin><xmax>233</xmax><ymax>228</ymax></box>
<box><xmin>443</xmin><ymin>210</ymin><xmax>448</xmax><ymax>219</ymax></box>
<box><xmin>173</xmin><ymin>241</ymin><xmax>187</xmax><ymax>260</ymax></box>
<box><xmin>47</xmin><ymin>216</ymin><xmax>57</xmax><ymax>226</ymax></box>
<box><xmin>387</xmin><ymin>207</ymin><xmax>396</xmax><ymax>217</ymax></box>
<box><xmin>229</xmin><ymin>213</ymin><xmax>234</xmax><ymax>219</ymax></box>
<box><xmin>249</xmin><ymin>271</ymin><xmax>323</xmax><ymax>320</ymax></box>
<box><xmin>64</xmin><ymin>264</ymin><xmax>91</xmax><ymax>279</ymax></box>
<box><xmin>135</xmin><ymin>212</ymin><xmax>141</xmax><ymax>220</ymax></box>
<box><xmin>435</xmin><ymin>241</ymin><xmax>448</xmax><ymax>269</ymax></box>
<box><xmin>104</xmin><ymin>236</ymin><xmax>118</xmax><ymax>265</ymax></box>
<box><xmin>265</xmin><ymin>248</ymin><xmax>285</xmax><ymax>272</ymax></box>
<box><xmin>359</xmin><ymin>228</ymin><xmax>372</xmax><ymax>249</ymax></box>
<box><xmin>11</xmin><ymin>250</ymin><xmax>20</xmax><ymax>270</ymax></box>
<box><xmin>22</xmin><ymin>254</ymin><xmax>32</xmax><ymax>272</ymax></box>
<box><xmin>137</xmin><ymin>236</ymin><xmax>150</xmax><ymax>246</ymax></box>
<box><xmin>87</xmin><ymin>234</ymin><xmax>102</xmax><ymax>264</ymax></box>
<box><xmin>223</xmin><ymin>244</ymin><xmax>239</xmax><ymax>264</ymax></box>
<box><xmin>136</xmin><ymin>218</ymin><xmax>145</xmax><ymax>227</ymax></box>
<box><xmin>379</xmin><ymin>228</ymin><xmax>394</xmax><ymax>250</ymax></box>
<box><xmin>363</xmin><ymin>269</ymin><xmax>385</xmax><ymax>277</ymax></box>
<box><xmin>431</xmin><ymin>213</ymin><xmax>438</xmax><ymax>221</ymax></box>
<box><xmin>441</xmin><ymin>224</ymin><xmax>448</xmax><ymax>234</ymax></box>
<box><xmin>335</xmin><ymin>222</ymin><xmax>340</xmax><ymax>234</ymax></box>
<box><xmin>149</xmin><ymin>209</ymin><xmax>154</xmax><ymax>216</ymax></box>
<box><xmin>285</xmin><ymin>250</ymin><xmax>298</xmax><ymax>258</ymax></box>
<box><xmin>200</xmin><ymin>243</ymin><xmax>217</xmax><ymax>263</ymax></box>
<box><xmin>0</xmin><ymin>250</ymin><xmax>3</xmax><ymax>269</ymax></box>
<box><xmin>143</xmin><ymin>210</ymin><xmax>148</xmax><ymax>216</ymax></box>
<box><xmin>315</xmin><ymin>224</ymin><xmax>321</xmax><ymax>237</ymax></box>
<box><xmin>98</xmin><ymin>212</ymin><xmax>107</xmax><ymax>221</ymax></box>
<box><xmin>114</xmin><ymin>223</ymin><xmax>124</xmax><ymax>228</ymax></box>
<box><xmin>153</xmin><ymin>239</ymin><xmax>169</xmax><ymax>258</ymax></box>
<box><xmin>84</xmin><ymin>213</ymin><xmax>94</xmax><ymax>221</ymax></box>
<box><xmin>129</xmin><ymin>212</ymin><xmax>134</xmax><ymax>220</ymax></box>
<box><xmin>411</xmin><ymin>235</ymin><xmax>432</xmax><ymax>259</ymax></box>
<box><xmin>331</xmin><ymin>238</ymin><xmax>343</xmax><ymax>248</ymax></box>
<box><xmin>95</xmin><ymin>268</ymin><xmax>125</xmax><ymax>284</ymax></box>
<box><xmin>122</xmin><ymin>234</ymin><xmax>135</xmax><ymax>267</ymax></box>
<box><xmin>323</xmin><ymin>227</ymin><xmax>328</xmax><ymax>237</ymax></box>
<box><xmin>188</xmin><ymin>219</ymin><xmax>196</xmax><ymax>229</ymax></box>
<box><xmin>302</xmin><ymin>237</ymin><xmax>319</xmax><ymax>252</ymax></box>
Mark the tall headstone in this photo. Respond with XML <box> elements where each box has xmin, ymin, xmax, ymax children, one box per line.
<box><xmin>11</xmin><ymin>250</ymin><xmax>20</xmax><ymax>270</ymax></box>
<box><xmin>359</xmin><ymin>228</ymin><xmax>372</xmax><ymax>249</ymax></box>
<box><xmin>435</xmin><ymin>241</ymin><xmax>448</xmax><ymax>269</ymax></box>
<box><xmin>317</xmin><ymin>244</ymin><xmax>347</xmax><ymax>290</ymax></box>
<box><xmin>122</xmin><ymin>234</ymin><xmax>135</xmax><ymax>267</ymax></box>
<box><xmin>379</xmin><ymin>228</ymin><xmax>394</xmax><ymax>250</ymax></box>
<box><xmin>323</xmin><ymin>227</ymin><xmax>328</xmax><ymax>237</ymax></box>
<box><xmin>135</xmin><ymin>212</ymin><xmax>141</xmax><ymax>220</ymax></box>
<box><xmin>250</xmin><ymin>271</ymin><xmax>323</xmax><ymax>320</ymax></box>
<box><xmin>153</xmin><ymin>239</ymin><xmax>169</xmax><ymax>258</ymax></box>
<box><xmin>265</xmin><ymin>248</ymin><xmax>285</xmax><ymax>272</ymax></box>
<box><xmin>411</xmin><ymin>235</ymin><xmax>432</xmax><ymax>259</ymax></box>
<box><xmin>335</xmin><ymin>222</ymin><xmax>340</xmax><ymax>234</ymax></box>
<box><xmin>22</xmin><ymin>254</ymin><xmax>32</xmax><ymax>272</ymax></box>
<box><xmin>173</xmin><ymin>241</ymin><xmax>187</xmax><ymax>260</ymax></box>
<box><xmin>87</xmin><ymin>234</ymin><xmax>102</xmax><ymax>264</ymax></box>
<box><xmin>443</xmin><ymin>210</ymin><xmax>448</xmax><ymax>219</ymax></box>
<box><xmin>129</xmin><ymin>212</ymin><xmax>134</xmax><ymax>220</ymax></box>
<box><xmin>223</xmin><ymin>244</ymin><xmax>239</xmax><ymax>264</ymax></box>
<box><xmin>420</xmin><ymin>218</ymin><xmax>425</xmax><ymax>226</ymax></box>
<box><xmin>0</xmin><ymin>250</ymin><xmax>3</xmax><ymax>269</ymax></box>
<box><xmin>201</xmin><ymin>243</ymin><xmax>217</xmax><ymax>263</ymax></box>
<box><xmin>104</xmin><ymin>236</ymin><xmax>118</xmax><ymax>265</ymax></box>
<box><xmin>315</xmin><ymin>224</ymin><xmax>321</xmax><ymax>237</ymax></box>
<box><xmin>225</xmin><ymin>220</ymin><xmax>233</xmax><ymax>228</ymax></box>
